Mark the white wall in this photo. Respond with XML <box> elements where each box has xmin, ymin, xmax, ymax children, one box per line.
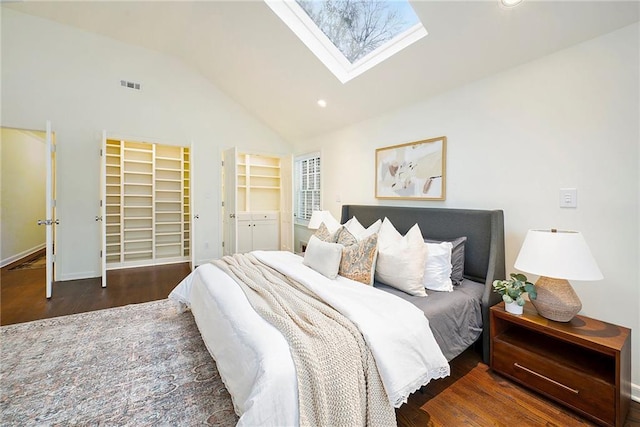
<box><xmin>0</xmin><ymin>128</ymin><xmax>46</xmax><ymax>266</ymax></box>
<box><xmin>1</xmin><ymin>8</ymin><xmax>292</xmax><ymax>279</ymax></box>
<box><xmin>293</xmin><ymin>24</ymin><xmax>640</xmax><ymax>395</ymax></box>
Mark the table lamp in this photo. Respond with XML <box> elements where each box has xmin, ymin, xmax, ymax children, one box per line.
<box><xmin>514</xmin><ymin>229</ymin><xmax>603</xmax><ymax>322</ymax></box>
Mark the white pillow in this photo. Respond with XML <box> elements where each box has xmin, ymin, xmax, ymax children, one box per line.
<box><xmin>423</xmin><ymin>241</ymin><xmax>454</xmax><ymax>292</ymax></box>
<box><xmin>344</xmin><ymin>216</ymin><xmax>382</xmax><ymax>240</ymax></box>
<box><xmin>322</xmin><ymin>214</ymin><xmax>342</xmax><ymax>234</ymax></box>
<box><xmin>375</xmin><ymin>218</ymin><xmax>427</xmax><ymax>297</ymax></box>
<box><xmin>303</xmin><ymin>235</ymin><xmax>343</xmax><ymax>279</ymax></box>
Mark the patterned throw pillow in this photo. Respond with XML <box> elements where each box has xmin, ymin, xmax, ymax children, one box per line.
<box><xmin>313</xmin><ymin>222</ymin><xmax>340</xmax><ymax>243</ymax></box>
<box><xmin>337</xmin><ymin>229</ymin><xmax>378</xmax><ymax>286</ymax></box>
<box><xmin>335</xmin><ymin>227</ymin><xmax>358</xmax><ymax>246</ymax></box>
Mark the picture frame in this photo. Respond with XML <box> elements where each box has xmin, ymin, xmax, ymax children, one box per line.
<box><xmin>375</xmin><ymin>136</ymin><xmax>446</xmax><ymax>200</ymax></box>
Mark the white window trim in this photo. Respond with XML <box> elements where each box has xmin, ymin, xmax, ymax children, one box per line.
<box><xmin>265</xmin><ymin>0</ymin><xmax>427</xmax><ymax>84</ymax></box>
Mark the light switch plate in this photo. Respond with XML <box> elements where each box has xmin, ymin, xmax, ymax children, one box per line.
<box><xmin>559</xmin><ymin>188</ymin><xmax>577</xmax><ymax>208</ymax></box>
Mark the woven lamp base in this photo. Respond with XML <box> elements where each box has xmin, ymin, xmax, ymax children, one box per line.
<box><xmin>530</xmin><ymin>276</ymin><xmax>582</xmax><ymax>322</ymax></box>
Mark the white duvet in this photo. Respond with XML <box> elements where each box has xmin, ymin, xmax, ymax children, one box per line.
<box><xmin>169</xmin><ymin>251</ymin><xmax>449</xmax><ymax>426</ymax></box>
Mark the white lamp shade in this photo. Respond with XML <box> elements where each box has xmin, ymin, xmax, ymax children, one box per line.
<box><xmin>514</xmin><ymin>229</ymin><xmax>603</xmax><ymax>281</ymax></box>
<box><xmin>307</xmin><ymin>210</ymin><xmax>341</xmax><ymax>232</ymax></box>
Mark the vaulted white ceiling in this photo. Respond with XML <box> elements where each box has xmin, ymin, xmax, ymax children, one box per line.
<box><xmin>4</xmin><ymin>1</ymin><xmax>639</xmax><ymax>142</ymax></box>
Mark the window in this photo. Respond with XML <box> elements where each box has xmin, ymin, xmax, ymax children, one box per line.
<box><xmin>295</xmin><ymin>153</ymin><xmax>321</xmax><ymax>224</ymax></box>
<box><xmin>265</xmin><ymin>0</ymin><xmax>427</xmax><ymax>83</ymax></box>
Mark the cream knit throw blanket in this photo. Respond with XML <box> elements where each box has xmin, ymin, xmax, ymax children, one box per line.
<box><xmin>212</xmin><ymin>253</ymin><xmax>396</xmax><ymax>427</ymax></box>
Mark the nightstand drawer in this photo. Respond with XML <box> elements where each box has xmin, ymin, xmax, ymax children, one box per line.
<box><xmin>493</xmin><ymin>339</ymin><xmax>615</xmax><ymax>425</ymax></box>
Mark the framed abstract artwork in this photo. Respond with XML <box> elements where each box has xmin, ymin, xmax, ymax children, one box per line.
<box><xmin>375</xmin><ymin>136</ymin><xmax>446</xmax><ymax>200</ymax></box>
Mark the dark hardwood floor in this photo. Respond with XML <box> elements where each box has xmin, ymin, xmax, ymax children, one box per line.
<box><xmin>2</xmin><ymin>259</ymin><xmax>638</xmax><ymax>426</ymax></box>
<box><xmin>1</xmin><ymin>258</ymin><xmax>190</xmax><ymax>326</ymax></box>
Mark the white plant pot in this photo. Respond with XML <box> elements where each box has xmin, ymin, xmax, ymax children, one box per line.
<box><xmin>505</xmin><ymin>301</ymin><xmax>524</xmax><ymax>315</ymax></box>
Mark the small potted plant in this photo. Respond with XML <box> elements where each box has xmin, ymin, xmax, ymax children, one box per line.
<box><xmin>492</xmin><ymin>273</ymin><xmax>537</xmax><ymax>315</ymax></box>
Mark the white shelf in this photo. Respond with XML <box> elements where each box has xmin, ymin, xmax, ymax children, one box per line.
<box><xmin>124</xmin><ymin>250</ymin><xmax>153</xmax><ymax>255</ymax></box>
<box><xmin>251</xmin><ymin>174</ymin><xmax>280</xmax><ymax>179</ymax></box>
<box><xmin>124</xmin><ymin>171</ymin><xmax>151</xmax><ymax>176</ymax></box>
<box><xmin>124</xmin><ymin>159</ymin><xmax>153</xmax><ymax>165</ymax></box>
<box><xmin>123</xmin><ymin>147</ymin><xmax>152</xmax><ymax>153</ymax></box>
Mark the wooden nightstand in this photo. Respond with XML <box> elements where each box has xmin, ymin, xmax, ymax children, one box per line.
<box><xmin>490</xmin><ymin>302</ymin><xmax>631</xmax><ymax>426</ymax></box>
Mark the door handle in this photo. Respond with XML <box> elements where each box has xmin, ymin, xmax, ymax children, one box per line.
<box><xmin>37</xmin><ymin>219</ymin><xmax>59</xmax><ymax>226</ymax></box>
<box><xmin>95</xmin><ymin>216</ymin><xmax>103</xmax><ymax>222</ymax></box>
<box><xmin>230</xmin><ymin>213</ymin><xmax>236</xmax><ymax>218</ymax></box>
<box><xmin>194</xmin><ymin>214</ymin><xmax>200</xmax><ymax>219</ymax></box>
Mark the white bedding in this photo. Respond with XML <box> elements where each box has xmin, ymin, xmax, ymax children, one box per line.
<box><xmin>169</xmin><ymin>251</ymin><xmax>449</xmax><ymax>426</ymax></box>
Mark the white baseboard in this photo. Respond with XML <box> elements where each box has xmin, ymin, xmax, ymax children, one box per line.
<box><xmin>632</xmin><ymin>382</ymin><xmax>640</xmax><ymax>403</ymax></box>
<box><xmin>0</xmin><ymin>243</ymin><xmax>46</xmax><ymax>268</ymax></box>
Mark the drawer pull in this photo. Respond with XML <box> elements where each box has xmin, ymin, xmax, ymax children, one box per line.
<box><xmin>513</xmin><ymin>363</ymin><xmax>580</xmax><ymax>395</ymax></box>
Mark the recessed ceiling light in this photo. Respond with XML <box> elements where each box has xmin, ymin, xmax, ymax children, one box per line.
<box><xmin>317</xmin><ymin>99</ymin><xmax>327</xmax><ymax>108</ymax></box>
<box><xmin>501</xmin><ymin>0</ymin><xmax>523</xmax><ymax>7</ymax></box>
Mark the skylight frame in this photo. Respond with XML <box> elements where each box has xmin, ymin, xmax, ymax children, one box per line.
<box><xmin>265</xmin><ymin>0</ymin><xmax>428</xmax><ymax>84</ymax></box>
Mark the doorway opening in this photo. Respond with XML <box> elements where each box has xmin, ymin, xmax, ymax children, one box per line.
<box><xmin>0</xmin><ymin>127</ymin><xmax>56</xmax><ymax>298</ymax></box>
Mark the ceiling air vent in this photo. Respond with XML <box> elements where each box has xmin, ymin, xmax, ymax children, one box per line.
<box><xmin>120</xmin><ymin>80</ymin><xmax>141</xmax><ymax>90</ymax></box>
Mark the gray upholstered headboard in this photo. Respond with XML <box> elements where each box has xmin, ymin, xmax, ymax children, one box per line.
<box><xmin>340</xmin><ymin>204</ymin><xmax>506</xmax><ymax>363</ymax></box>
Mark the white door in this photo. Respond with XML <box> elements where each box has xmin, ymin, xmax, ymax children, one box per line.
<box><xmin>43</xmin><ymin>121</ymin><xmax>56</xmax><ymax>298</ymax></box>
<box><xmin>222</xmin><ymin>147</ymin><xmax>237</xmax><ymax>255</ymax></box>
<box><xmin>280</xmin><ymin>154</ymin><xmax>293</xmax><ymax>251</ymax></box>
<box><xmin>190</xmin><ymin>142</ymin><xmax>196</xmax><ymax>270</ymax></box>
<box><xmin>253</xmin><ymin>217</ymin><xmax>279</xmax><ymax>251</ymax></box>
<box><xmin>236</xmin><ymin>216</ymin><xmax>253</xmax><ymax>254</ymax></box>
<box><xmin>99</xmin><ymin>131</ymin><xmax>107</xmax><ymax>287</ymax></box>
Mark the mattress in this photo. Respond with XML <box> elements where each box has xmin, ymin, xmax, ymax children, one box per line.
<box><xmin>374</xmin><ymin>279</ymin><xmax>484</xmax><ymax>361</ymax></box>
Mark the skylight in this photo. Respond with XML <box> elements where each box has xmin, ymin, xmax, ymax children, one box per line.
<box><xmin>265</xmin><ymin>0</ymin><xmax>427</xmax><ymax>83</ymax></box>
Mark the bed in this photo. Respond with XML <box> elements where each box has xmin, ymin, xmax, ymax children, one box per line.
<box><xmin>340</xmin><ymin>205</ymin><xmax>506</xmax><ymax>364</ymax></box>
<box><xmin>169</xmin><ymin>205</ymin><xmax>505</xmax><ymax>426</ymax></box>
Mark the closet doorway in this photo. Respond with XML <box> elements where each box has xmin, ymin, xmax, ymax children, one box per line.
<box><xmin>100</xmin><ymin>136</ymin><xmax>192</xmax><ymax>287</ymax></box>
<box><xmin>1</xmin><ymin>125</ymin><xmax>57</xmax><ymax>299</ymax></box>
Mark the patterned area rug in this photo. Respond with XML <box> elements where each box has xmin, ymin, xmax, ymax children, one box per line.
<box><xmin>0</xmin><ymin>300</ymin><xmax>239</xmax><ymax>426</ymax></box>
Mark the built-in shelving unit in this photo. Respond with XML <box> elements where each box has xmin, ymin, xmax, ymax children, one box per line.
<box><xmin>182</xmin><ymin>149</ymin><xmax>190</xmax><ymax>258</ymax></box>
<box><xmin>236</xmin><ymin>153</ymin><xmax>281</xmax><ymax>212</ymax></box>
<box><xmin>236</xmin><ymin>153</ymin><xmax>280</xmax><ymax>252</ymax></box>
<box><xmin>105</xmin><ymin>139</ymin><xmax>190</xmax><ymax>269</ymax></box>
<box><xmin>223</xmin><ymin>149</ymin><xmax>290</xmax><ymax>254</ymax></box>
<box><xmin>105</xmin><ymin>139</ymin><xmax>123</xmax><ymax>265</ymax></box>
